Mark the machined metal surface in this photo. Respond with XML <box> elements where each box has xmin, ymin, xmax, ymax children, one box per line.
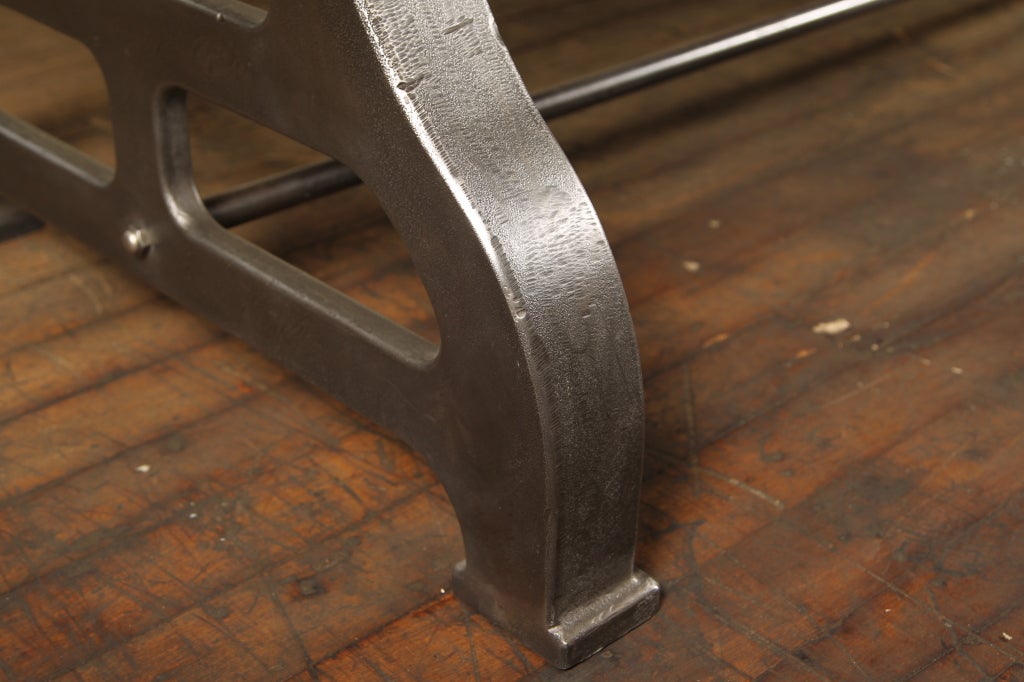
<box><xmin>0</xmin><ymin>0</ymin><xmax>657</xmax><ymax>668</ymax></box>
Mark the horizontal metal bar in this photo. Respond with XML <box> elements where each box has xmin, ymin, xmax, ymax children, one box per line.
<box><xmin>533</xmin><ymin>0</ymin><xmax>905</xmax><ymax>118</ymax></box>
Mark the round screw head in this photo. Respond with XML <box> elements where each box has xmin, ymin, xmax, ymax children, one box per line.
<box><xmin>122</xmin><ymin>228</ymin><xmax>152</xmax><ymax>258</ymax></box>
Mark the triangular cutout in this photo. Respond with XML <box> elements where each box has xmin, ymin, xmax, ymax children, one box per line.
<box><xmin>0</xmin><ymin>7</ymin><xmax>115</xmax><ymax>170</ymax></box>
<box><xmin>187</xmin><ymin>93</ymin><xmax>441</xmax><ymax>345</ymax></box>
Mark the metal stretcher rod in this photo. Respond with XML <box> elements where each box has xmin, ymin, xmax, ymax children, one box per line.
<box><xmin>533</xmin><ymin>0</ymin><xmax>904</xmax><ymax>117</ymax></box>
<box><xmin>205</xmin><ymin>159</ymin><xmax>357</xmax><ymax>228</ymax></box>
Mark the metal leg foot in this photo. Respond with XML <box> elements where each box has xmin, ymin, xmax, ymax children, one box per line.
<box><xmin>0</xmin><ymin>0</ymin><xmax>658</xmax><ymax>666</ymax></box>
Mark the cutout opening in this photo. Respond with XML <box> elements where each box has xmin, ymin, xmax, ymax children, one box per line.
<box><xmin>0</xmin><ymin>7</ymin><xmax>116</xmax><ymax>171</ymax></box>
<box><xmin>187</xmin><ymin>93</ymin><xmax>441</xmax><ymax>346</ymax></box>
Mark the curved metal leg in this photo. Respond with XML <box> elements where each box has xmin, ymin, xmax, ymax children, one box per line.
<box><xmin>0</xmin><ymin>0</ymin><xmax>659</xmax><ymax>667</ymax></box>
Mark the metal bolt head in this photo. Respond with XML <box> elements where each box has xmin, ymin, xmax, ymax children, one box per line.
<box><xmin>122</xmin><ymin>227</ymin><xmax>152</xmax><ymax>258</ymax></box>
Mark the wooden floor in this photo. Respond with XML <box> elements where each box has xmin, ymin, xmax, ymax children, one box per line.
<box><xmin>2</xmin><ymin>0</ymin><xmax>1024</xmax><ymax>679</ymax></box>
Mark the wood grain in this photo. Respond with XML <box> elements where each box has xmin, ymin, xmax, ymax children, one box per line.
<box><xmin>2</xmin><ymin>0</ymin><xmax>1024</xmax><ymax>679</ymax></box>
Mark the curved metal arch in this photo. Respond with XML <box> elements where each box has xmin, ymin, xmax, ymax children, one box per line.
<box><xmin>0</xmin><ymin>0</ymin><xmax>658</xmax><ymax>667</ymax></box>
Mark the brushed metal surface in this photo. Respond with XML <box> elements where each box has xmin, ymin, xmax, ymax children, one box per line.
<box><xmin>0</xmin><ymin>0</ymin><xmax>656</xmax><ymax>667</ymax></box>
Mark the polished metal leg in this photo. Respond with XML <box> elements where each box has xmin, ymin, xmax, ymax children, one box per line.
<box><xmin>0</xmin><ymin>0</ymin><xmax>657</xmax><ymax>667</ymax></box>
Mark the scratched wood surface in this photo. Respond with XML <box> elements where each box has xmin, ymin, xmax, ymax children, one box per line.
<box><xmin>2</xmin><ymin>0</ymin><xmax>1024</xmax><ymax>679</ymax></box>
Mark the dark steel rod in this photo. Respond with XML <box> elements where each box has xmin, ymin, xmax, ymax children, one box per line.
<box><xmin>533</xmin><ymin>0</ymin><xmax>904</xmax><ymax>118</ymax></box>
<box><xmin>205</xmin><ymin>160</ymin><xmax>359</xmax><ymax>228</ymax></box>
